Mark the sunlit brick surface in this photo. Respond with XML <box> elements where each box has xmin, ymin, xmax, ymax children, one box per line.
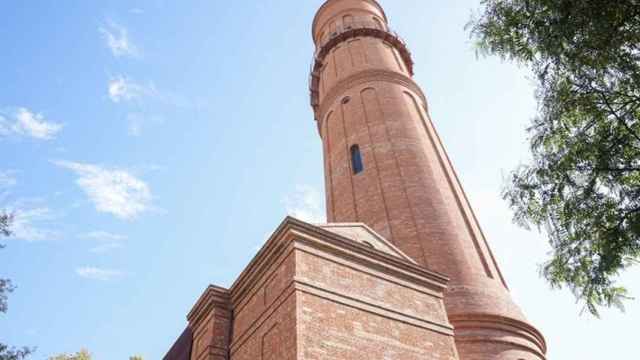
<box><xmin>164</xmin><ymin>1</ymin><xmax>547</xmax><ymax>359</ymax></box>
<box><xmin>312</xmin><ymin>0</ymin><xmax>546</xmax><ymax>359</ymax></box>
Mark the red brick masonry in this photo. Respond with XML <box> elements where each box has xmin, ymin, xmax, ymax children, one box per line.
<box><xmin>168</xmin><ymin>218</ymin><xmax>460</xmax><ymax>360</ymax></box>
<box><xmin>164</xmin><ymin>1</ymin><xmax>547</xmax><ymax>359</ymax></box>
<box><xmin>310</xmin><ymin>1</ymin><xmax>546</xmax><ymax>358</ymax></box>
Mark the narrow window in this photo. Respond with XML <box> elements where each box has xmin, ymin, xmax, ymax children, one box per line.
<box><xmin>343</xmin><ymin>15</ymin><xmax>354</xmax><ymax>29</ymax></box>
<box><xmin>373</xmin><ymin>17</ymin><xmax>384</xmax><ymax>30</ymax></box>
<box><xmin>350</xmin><ymin>144</ymin><xmax>364</xmax><ymax>174</ymax></box>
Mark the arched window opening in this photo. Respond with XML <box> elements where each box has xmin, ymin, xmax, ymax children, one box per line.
<box><xmin>330</xmin><ymin>21</ymin><xmax>338</xmax><ymax>38</ymax></box>
<box><xmin>343</xmin><ymin>15</ymin><xmax>354</xmax><ymax>29</ymax></box>
<box><xmin>373</xmin><ymin>17</ymin><xmax>384</xmax><ymax>30</ymax></box>
<box><xmin>351</xmin><ymin>144</ymin><xmax>364</xmax><ymax>174</ymax></box>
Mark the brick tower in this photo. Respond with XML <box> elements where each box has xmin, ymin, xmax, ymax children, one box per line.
<box><xmin>163</xmin><ymin>1</ymin><xmax>547</xmax><ymax>359</ymax></box>
<box><xmin>309</xmin><ymin>0</ymin><xmax>546</xmax><ymax>359</ymax></box>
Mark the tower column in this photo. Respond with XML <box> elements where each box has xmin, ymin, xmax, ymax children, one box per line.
<box><xmin>310</xmin><ymin>1</ymin><xmax>546</xmax><ymax>359</ymax></box>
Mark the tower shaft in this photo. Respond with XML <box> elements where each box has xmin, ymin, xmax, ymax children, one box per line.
<box><xmin>310</xmin><ymin>1</ymin><xmax>546</xmax><ymax>359</ymax></box>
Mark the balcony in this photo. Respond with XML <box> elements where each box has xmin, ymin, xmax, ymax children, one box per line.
<box><xmin>308</xmin><ymin>21</ymin><xmax>414</xmax><ymax>120</ymax></box>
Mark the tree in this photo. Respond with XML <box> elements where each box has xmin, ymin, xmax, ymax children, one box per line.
<box><xmin>48</xmin><ymin>349</ymin><xmax>91</xmax><ymax>360</ymax></box>
<box><xmin>1</xmin><ymin>212</ymin><xmax>35</xmax><ymax>360</ymax></box>
<box><xmin>468</xmin><ymin>0</ymin><xmax>640</xmax><ymax>316</ymax></box>
<box><xmin>129</xmin><ymin>356</ymin><xmax>144</xmax><ymax>360</ymax></box>
<box><xmin>0</xmin><ymin>213</ymin><xmax>14</xmax><ymax>313</ymax></box>
<box><xmin>0</xmin><ymin>345</ymin><xmax>33</xmax><ymax>360</ymax></box>
<box><xmin>0</xmin><ymin>213</ymin><xmax>12</xmax><ymax>237</ymax></box>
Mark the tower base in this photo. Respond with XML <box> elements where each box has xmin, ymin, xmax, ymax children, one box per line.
<box><xmin>451</xmin><ymin>314</ymin><xmax>546</xmax><ymax>360</ymax></box>
<box><xmin>164</xmin><ymin>217</ymin><xmax>460</xmax><ymax>360</ymax></box>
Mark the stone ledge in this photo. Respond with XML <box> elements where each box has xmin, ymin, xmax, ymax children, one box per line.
<box><xmin>230</xmin><ymin>217</ymin><xmax>448</xmax><ymax>309</ymax></box>
<box><xmin>187</xmin><ymin>285</ymin><xmax>231</xmax><ymax>329</ymax></box>
<box><xmin>449</xmin><ymin>314</ymin><xmax>547</xmax><ymax>359</ymax></box>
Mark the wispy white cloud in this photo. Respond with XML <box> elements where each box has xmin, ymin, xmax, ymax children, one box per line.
<box><xmin>99</xmin><ymin>20</ymin><xmax>139</xmax><ymax>58</ymax></box>
<box><xmin>107</xmin><ymin>75</ymin><xmax>195</xmax><ymax>109</ymax></box>
<box><xmin>1</xmin><ymin>178</ymin><xmax>59</xmax><ymax>241</ymax></box>
<box><xmin>0</xmin><ymin>170</ymin><xmax>17</xmax><ymax>188</ymax></box>
<box><xmin>0</xmin><ymin>108</ymin><xmax>63</xmax><ymax>140</ymax></box>
<box><xmin>53</xmin><ymin>160</ymin><xmax>153</xmax><ymax>220</ymax></box>
<box><xmin>108</xmin><ymin>76</ymin><xmax>155</xmax><ymax>103</ymax></box>
<box><xmin>106</xmin><ymin>74</ymin><xmax>198</xmax><ymax>136</ymax></box>
<box><xmin>79</xmin><ymin>231</ymin><xmax>127</xmax><ymax>253</ymax></box>
<box><xmin>125</xmin><ymin>112</ymin><xmax>164</xmax><ymax>137</ymax></box>
<box><xmin>12</xmin><ymin>208</ymin><xmax>57</xmax><ymax>241</ymax></box>
<box><xmin>76</xmin><ymin>266</ymin><xmax>123</xmax><ymax>281</ymax></box>
<box><xmin>90</xmin><ymin>242</ymin><xmax>124</xmax><ymax>253</ymax></box>
<box><xmin>5</xmin><ymin>199</ymin><xmax>60</xmax><ymax>242</ymax></box>
<box><xmin>282</xmin><ymin>185</ymin><xmax>325</xmax><ymax>224</ymax></box>
<box><xmin>81</xmin><ymin>230</ymin><xmax>127</xmax><ymax>241</ymax></box>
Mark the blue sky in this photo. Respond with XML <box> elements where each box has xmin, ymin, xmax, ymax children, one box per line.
<box><xmin>1</xmin><ymin>0</ymin><xmax>638</xmax><ymax>359</ymax></box>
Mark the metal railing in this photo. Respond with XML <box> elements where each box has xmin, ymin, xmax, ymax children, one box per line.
<box><xmin>308</xmin><ymin>20</ymin><xmax>415</xmax><ymax>119</ymax></box>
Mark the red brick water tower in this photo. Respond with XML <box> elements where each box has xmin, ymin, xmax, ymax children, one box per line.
<box><xmin>163</xmin><ymin>1</ymin><xmax>547</xmax><ymax>359</ymax></box>
<box><xmin>309</xmin><ymin>1</ymin><xmax>546</xmax><ymax>358</ymax></box>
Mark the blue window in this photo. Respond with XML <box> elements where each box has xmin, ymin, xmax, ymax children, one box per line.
<box><xmin>351</xmin><ymin>144</ymin><xmax>364</xmax><ymax>174</ymax></box>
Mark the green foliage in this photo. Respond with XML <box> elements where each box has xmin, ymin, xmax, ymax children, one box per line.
<box><xmin>0</xmin><ymin>212</ymin><xmax>15</xmax><ymax>314</ymax></box>
<box><xmin>0</xmin><ymin>212</ymin><xmax>14</xmax><ymax>314</ymax></box>
<box><xmin>0</xmin><ymin>344</ymin><xmax>34</xmax><ymax>360</ymax></box>
<box><xmin>129</xmin><ymin>356</ymin><xmax>143</xmax><ymax>360</ymax></box>
<box><xmin>0</xmin><ymin>213</ymin><xmax>12</xmax><ymax>237</ymax></box>
<box><xmin>0</xmin><ymin>277</ymin><xmax>14</xmax><ymax>315</ymax></box>
<box><xmin>0</xmin><ymin>213</ymin><xmax>34</xmax><ymax>360</ymax></box>
<box><xmin>469</xmin><ymin>0</ymin><xmax>640</xmax><ymax>316</ymax></box>
<box><xmin>48</xmin><ymin>349</ymin><xmax>91</xmax><ymax>360</ymax></box>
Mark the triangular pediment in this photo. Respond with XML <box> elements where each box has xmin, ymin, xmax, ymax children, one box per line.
<box><xmin>317</xmin><ymin>222</ymin><xmax>417</xmax><ymax>264</ymax></box>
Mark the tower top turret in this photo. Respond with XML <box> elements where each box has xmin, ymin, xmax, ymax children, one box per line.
<box><xmin>312</xmin><ymin>0</ymin><xmax>388</xmax><ymax>44</ymax></box>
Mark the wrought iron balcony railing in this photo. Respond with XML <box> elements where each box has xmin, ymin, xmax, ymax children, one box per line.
<box><xmin>308</xmin><ymin>21</ymin><xmax>414</xmax><ymax>120</ymax></box>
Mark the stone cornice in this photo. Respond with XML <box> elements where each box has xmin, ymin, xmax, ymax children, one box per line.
<box><xmin>186</xmin><ymin>285</ymin><xmax>230</xmax><ymax>328</ymax></box>
<box><xmin>229</xmin><ymin>217</ymin><xmax>449</xmax><ymax>309</ymax></box>
<box><xmin>228</xmin><ymin>219</ymin><xmax>295</xmax><ymax>307</ymax></box>
<box><xmin>320</xmin><ymin>222</ymin><xmax>418</xmax><ymax>264</ymax></box>
<box><xmin>292</xmin><ymin>228</ymin><xmax>449</xmax><ymax>292</ymax></box>
<box><xmin>317</xmin><ymin>69</ymin><xmax>427</xmax><ymax>125</ymax></box>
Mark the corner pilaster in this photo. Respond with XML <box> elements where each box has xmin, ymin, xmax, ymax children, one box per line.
<box><xmin>187</xmin><ymin>286</ymin><xmax>232</xmax><ymax>360</ymax></box>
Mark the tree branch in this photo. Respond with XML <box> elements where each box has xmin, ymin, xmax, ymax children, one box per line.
<box><xmin>598</xmin><ymin>90</ymin><xmax>640</xmax><ymax>143</ymax></box>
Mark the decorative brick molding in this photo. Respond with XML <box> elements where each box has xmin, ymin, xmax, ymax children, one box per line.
<box><xmin>449</xmin><ymin>314</ymin><xmax>547</xmax><ymax>359</ymax></box>
<box><xmin>309</xmin><ymin>24</ymin><xmax>415</xmax><ymax>120</ymax></box>
<box><xmin>316</xmin><ymin>69</ymin><xmax>427</xmax><ymax>128</ymax></box>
